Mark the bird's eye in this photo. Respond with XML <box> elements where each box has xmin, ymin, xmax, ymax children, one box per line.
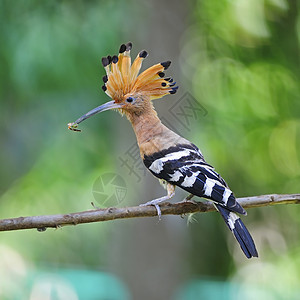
<box><xmin>126</xmin><ymin>97</ymin><xmax>134</xmax><ymax>103</ymax></box>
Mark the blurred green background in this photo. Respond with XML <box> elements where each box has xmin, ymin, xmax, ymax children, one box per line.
<box><xmin>0</xmin><ymin>0</ymin><xmax>300</xmax><ymax>299</ymax></box>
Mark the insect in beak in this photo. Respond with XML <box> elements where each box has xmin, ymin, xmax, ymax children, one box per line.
<box><xmin>68</xmin><ymin>100</ymin><xmax>123</xmax><ymax>132</ymax></box>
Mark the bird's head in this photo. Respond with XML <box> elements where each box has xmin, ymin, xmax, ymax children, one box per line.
<box><xmin>68</xmin><ymin>42</ymin><xmax>178</xmax><ymax>131</ymax></box>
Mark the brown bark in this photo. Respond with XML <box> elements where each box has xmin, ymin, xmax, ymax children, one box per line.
<box><xmin>0</xmin><ymin>194</ymin><xmax>299</xmax><ymax>232</ymax></box>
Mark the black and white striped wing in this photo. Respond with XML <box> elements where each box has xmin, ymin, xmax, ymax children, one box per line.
<box><xmin>143</xmin><ymin>143</ymin><xmax>258</xmax><ymax>258</ymax></box>
<box><xmin>143</xmin><ymin>143</ymin><xmax>245</xmax><ymax>215</ymax></box>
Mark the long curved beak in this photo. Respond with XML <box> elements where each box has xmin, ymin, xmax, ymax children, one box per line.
<box><xmin>68</xmin><ymin>100</ymin><xmax>122</xmax><ymax>132</ymax></box>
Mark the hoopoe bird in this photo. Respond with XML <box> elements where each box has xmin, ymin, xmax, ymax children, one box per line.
<box><xmin>68</xmin><ymin>42</ymin><xmax>258</xmax><ymax>259</ymax></box>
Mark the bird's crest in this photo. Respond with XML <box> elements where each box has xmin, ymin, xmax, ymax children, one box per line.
<box><xmin>67</xmin><ymin>42</ymin><xmax>178</xmax><ymax>131</ymax></box>
<box><xmin>101</xmin><ymin>42</ymin><xmax>178</xmax><ymax>102</ymax></box>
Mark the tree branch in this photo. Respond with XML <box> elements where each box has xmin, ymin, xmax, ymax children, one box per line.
<box><xmin>0</xmin><ymin>194</ymin><xmax>299</xmax><ymax>232</ymax></box>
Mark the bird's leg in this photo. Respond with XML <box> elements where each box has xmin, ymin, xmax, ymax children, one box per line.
<box><xmin>176</xmin><ymin>193</ymin><xmax>197</xmax><ymax>204</ymax></box>
<box><xmin>183</xmin><ymin>193</ymin><xmax>194</xmax><ymax>201</ymax></box>
<box><xmin>140</xmin><ymin>183</ymin><xmax>175</xmax><ymax>219</ymax></box>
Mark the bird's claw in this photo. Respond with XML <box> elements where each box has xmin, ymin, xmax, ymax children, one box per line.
<box><xmin>154</xmin><ymin>204</ymin><xmax>162</xmax><ymax>220</ymax></box>
<box><xmin>176</xmin><ymin>194</ymin><xmax>196</xmax><ymax>204</ymax></box>
<box><xmin>140</xmin><ymin>202</ymin><xmax>162</xmax><ymax>220</ymax></box>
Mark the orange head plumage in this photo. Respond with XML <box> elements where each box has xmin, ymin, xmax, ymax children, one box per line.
<box><xmin>68</xmin><ymin>42</ymin><xmax>178</xmax><ymax>131</ymax></box>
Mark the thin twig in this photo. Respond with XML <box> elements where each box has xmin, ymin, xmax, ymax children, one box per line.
<box><xmin>0</xmin><ymin>194</ymin><xmax>299</xmax><ymax>232</ymax></box>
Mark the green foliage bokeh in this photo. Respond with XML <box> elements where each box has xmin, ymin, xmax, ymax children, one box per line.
<box><xmin>0</xmin><ymin>0</ymin><xmax>300</xmax><ymax>298</ymax></box>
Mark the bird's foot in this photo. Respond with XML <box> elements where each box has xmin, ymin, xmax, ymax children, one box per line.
<box><xmin>176</xmin><ymin>194</ymin><xmax>197</xmax><ymax>204</ymax></box>
<box><xmin>140</xmin><ymin>189</ymin><xmax>175</xmax><ymax>220</ymax></box>
<box><xmin>140</xmin><ymin>199</ymin><xmax>164</xmax><ymax>220</ymax></box>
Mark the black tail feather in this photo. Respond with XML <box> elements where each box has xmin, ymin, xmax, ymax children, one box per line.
<box><xmin>214</xmin><ymin>204</ymin><xmax>258</xmax><ymax>259</ymax></box>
